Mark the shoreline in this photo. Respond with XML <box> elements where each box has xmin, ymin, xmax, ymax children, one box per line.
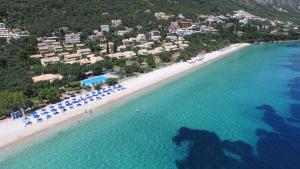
<box><xmin>0</xmin><ymin>43</ymin><xmax>251</xmax><ymax>153</ymax></box>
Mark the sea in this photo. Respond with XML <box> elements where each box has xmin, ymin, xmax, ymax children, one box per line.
<box><xmin>0</xmin><ymin>42</ymin><xmax>300</xmax><ymax>169</ymax></box>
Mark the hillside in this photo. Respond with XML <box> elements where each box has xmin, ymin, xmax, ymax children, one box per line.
<box><xmin>0</xmin><ymin>0</ymin><xmax>299</xmax><ymax>35</ymax></box>
<box><xmin>240</xmin><ymin>0</ymin><xmax>300</xmax><ymax>11</ymax></box>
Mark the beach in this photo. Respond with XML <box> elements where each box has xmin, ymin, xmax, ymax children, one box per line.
<box><xmin>0</xmin><ymin>43</ymin><xmax>250</xmax><ymax>151</ymax></box>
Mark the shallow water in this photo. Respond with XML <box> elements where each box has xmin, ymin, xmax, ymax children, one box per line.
<box><xmin>1</xmin><ymin>43</ymin><xmax>300</xmax><ymax>169</ymax></box>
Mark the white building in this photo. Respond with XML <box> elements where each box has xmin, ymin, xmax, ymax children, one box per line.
<box><xmin>32</xmin><ymin>74</ymin><xmax>63</xmax><ymax>83</ymax></box>
<box><xmin>101</xmin><ymin>25</ymin><xmax>110</xmax><ymax>32</ymax></box>
<box><xmin>0</xmin><ymin>23</ymin><xmax>29</xmax><ymax>41</ymax></box>
<box><xmin>37</xmin><ymin>38</ymin><xmax>60</xmax><ymax>53</ymax></box>
<box><xmin>64</xmin><ymin>53</ymin><xmax>81</xmax><ymax>62</ymax></box>
<box><xmin>150</xmin><ymin>31</ymin><xmax>161</xmax><ymax>41</ymax></box>
<box><xmin>138</xmin><ymin>49</ymin><xmax>150</xmax><ymax>56</ymax></box>
<box><xmin>77</xmin><ymin>48</ymin><xmax>92</xmax><ymax>56</ymax></box>
<box><xmin>154</xmin><ymin>12</ymin><xmax>171</xmax><ymax>20</ymax></box>
<box><xmin>111</xmin><ymin>19</ymin><xmax>122</xmax><ymax>27</ymax></box>
<box><xmin>65</xmin><ymin>33</ymin><xmax>81</xmax><ymax>44</ymax></box>
<box><xmin>41</xmin><ymin>57</ymin><xmax>60</xmax><ymax>67</ymax></box>
<box><xmin>0</xmin><ymin>23</ymin><xmax>9</xmax><ymax>39</ymax></box>
<box><xmin>117</xmin><ymin>28</ymin><xmax>133</xmax><ymax>36</ymax></box>
<box><xmin>136</xmin><ymin>34</ymin><xmax>147</xmax><ymax>43</ymax></box>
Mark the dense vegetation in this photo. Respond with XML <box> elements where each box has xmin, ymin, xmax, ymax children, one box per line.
<box><xmin>1</xmin><ymin>0</ymin><xmax>300</xmax><ymax>36</ymax></box>
<box><xmin>1</xmin><ymin>0</ymin><xmax>300</xmax><ymax>118</ymax></box>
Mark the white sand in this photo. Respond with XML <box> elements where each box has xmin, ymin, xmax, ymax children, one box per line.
<box><xmin>0</xmin><ymin>43</ymin><xmax>250</xmax><ymax>151</ymax></box>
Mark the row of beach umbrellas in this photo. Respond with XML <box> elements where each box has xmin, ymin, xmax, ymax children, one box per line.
<box><xmin>22</xmin><ymin>84</ymin><xmax>126</xmax><ymax>125</ymax></box>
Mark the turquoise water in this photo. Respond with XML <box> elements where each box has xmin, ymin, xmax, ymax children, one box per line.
<box><xmin>81</xmin><ymin>76</ymin><xmax>107</xmax><ymax>86</ymax></box>
<box><xmin>1</xmin><ymin>43</ymin><xmax>300</xmax><ymax>169</ymax></box>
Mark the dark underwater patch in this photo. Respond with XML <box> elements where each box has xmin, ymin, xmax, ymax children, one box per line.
<box><xmin>173</xmin><ymin>104</ymin><xmax>300</xmax><ymax>169</ymax></box>
<box><xmin>288</xmin><ymin>77</ymin><xmax>300</xmax><ymax>90</ymax></box>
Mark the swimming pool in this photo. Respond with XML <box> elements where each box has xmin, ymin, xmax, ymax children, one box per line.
<box><xmin>81</xmin><ymin>76</ymin><xmax>108</xmax><ymax>86</ymax></box>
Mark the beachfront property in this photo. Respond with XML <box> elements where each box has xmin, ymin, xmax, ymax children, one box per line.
<box><xmin>32</xmin><ymin>74</ymin><xmax>63</xmax><ymax>83</ymax></box>
<box><xmin>88</xmin><ymin>55</ymin><xmax>104</xmax><ymax>64</ymax></box>
<box><xmin>25</xmin><ymin>8</ymin><xmax>289</xmax><ymax>70</ymax></box>
<box><xmin>147</xmin><ymin>47</ymin><xmax>165</xmax><ymax>55</ymax></box>
<box><xmin>107</xmin><ymin>51</ymin><xmax>136</xmax><ymax>59</ymax></box>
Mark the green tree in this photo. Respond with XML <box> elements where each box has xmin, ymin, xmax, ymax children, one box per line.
<box><xmin>68</xmin><ymin>81</ymin><xmax>81</xmax><ymax>88</ymax></box>
<box><xmin>159</xmin><ymin>52</ymin><xmax>172</xmax><ymax>62</ymax></box>
<box><xmin>83</xmin><ymin>85</ymin><xmax>92</xmax><ymax>91</ymax></box>
<box><xmin>103</xmin><ymin>57</ymin><xmax>113</xmax><ymax>69</ymax></box>
<box><xmin>146</xmin><ymin>54</ymin><xmax>156</xmax><ymax>68</ymax></box>
<box><xmin>94</xmin><ymin>83</ymin><xmax>102</xmax><ymax>90</ymax></box>
<box><xmin>90</xmin><ymin>62</ymin><xmax>103</xmax><ymax>75</ymax></box>
<box><xmin>106</xmin><ymin>78</ymin><xmax>118</xmax><ymax>86</ymax></box>
<box><xmin>0</xmin><ymin>90</ymin><xmax>27</xmax><ymax>117</ymax></box>
<box><xmin>38</xmin><ymin>87</ymin><xmax>60</xmax><ymax>103</ymax></box>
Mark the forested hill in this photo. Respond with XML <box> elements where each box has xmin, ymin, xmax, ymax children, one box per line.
<box><xmin>1</xmin><ymin>0</ymin><xmax>299</xmax><ymax>35</ymax></box>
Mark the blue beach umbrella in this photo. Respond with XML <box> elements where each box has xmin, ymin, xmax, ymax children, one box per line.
<box><xmin>33</xmin><ymin>115</ymin><xmax>40</xmax><ymax>119</ymax></box>
<box><xmin>46</xmin><ymin>115</ymin><xmax>52</xmax><ymax>119</ymax></box>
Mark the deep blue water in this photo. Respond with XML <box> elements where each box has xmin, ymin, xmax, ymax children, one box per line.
<box><xmin>1</xmin><ymin>43</ymin><xmax>300</xmax><ymax>169</ymax></box>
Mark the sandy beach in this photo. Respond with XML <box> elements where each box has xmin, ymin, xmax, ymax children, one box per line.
<box><xmin>0</xmin><ymin>43</ymin><xmax>250</xmax><ymax>151</ymax></box>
